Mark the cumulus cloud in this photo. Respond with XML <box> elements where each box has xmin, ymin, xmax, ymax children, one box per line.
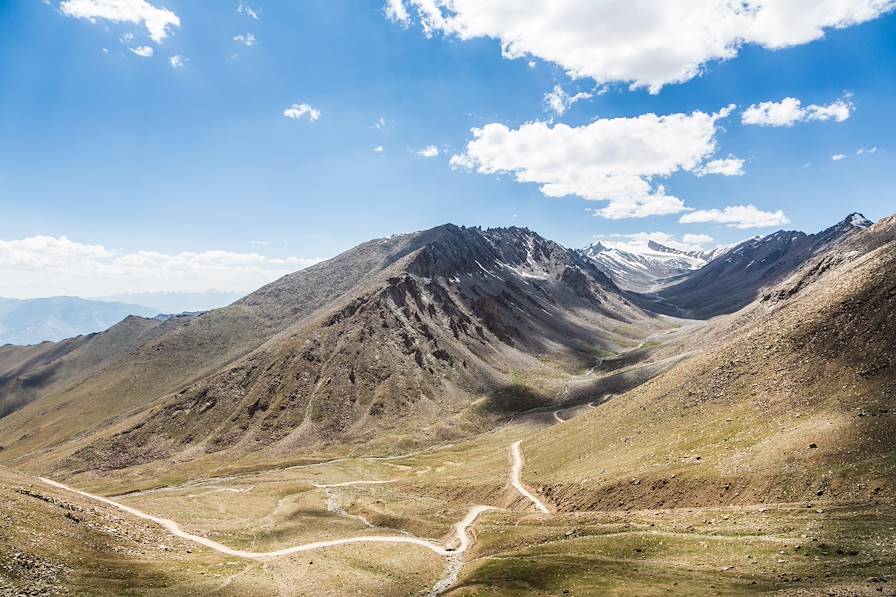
<box><xmin>283</xmin><ymin>103</ymin><xmax>321</xmax><ymax>122</ymax></box>
<box><xmin>544</xmin><ymin>85</ymin><xmax>593</xmax><ymax>116</ymax></box>
<box><xmin>0</xmin><ymin>235</ymin><xmax>321</xmax><ymax>298</ymax></box>
<box><xmin>679</xmin><ymin>204</ymin><xmax>790</xmax><ymax>229</ymax></box>
<box><xmin>169</xmin><ymin>54</ymin><xmax>185</xmax><ymax>68</ymax></box>
<box><xmin>386</xmin><ymin>1</ymin><xmax>896</xmax><ymax>93</ymax></box>
<box><xmin>373</xmin><ymin>145</ymin><xmax>385</xmax><ymax>153</ymax></box>
<box><xmin>741</xmin><ymin>97</ymin><xmax>852</xmax><ymax>126</ymax></box>
<box><xmin>857</xmin><ymin>146</ymin><xmax>878</xmax><ymax>155</ymax></box>
<box><xmin>385</xmin><ymin>0</ymin><xmax>411</xmax><ymax>25</ymax></box>
<box><xmin>60</xmin><ymin>0</ymin><xmax>180</xmax><ymax>43</ymax></box>
<box><xmin>417</xmin><ymin>145</ymin><xmax>440</xmax><ymax>158</ymax></box>
<box><xmin>237</xmin><ymin>1</ymin><xmax>260</xmax><ymax>19</ymax></box>
<box><xmin>450</xmin><ymin>105</ymin><xmax>736</xmax><ymax>219</ymax></box>
<box><xmin>129</xmin><ymin>45</ymin><xmax>154</xmax><ymax>57</ymax></box>
<box><xmin>683</xmin><ymin>233</ymin><xmax>715</xmax><ymax>245</ymax></box>
<box><xmin>694</xmin><ymin>156</ymin><xmax>745</xmax><ymax>177</ymax></box>
<box><xmin>233</xmin><ymin>33</ymin><xmax>256</xmax><ymax>46</ymax></box>
<box><xmin>832</xmin><ymin>153</ymin><xmax>847</xmax><ymax>160</ymax></box>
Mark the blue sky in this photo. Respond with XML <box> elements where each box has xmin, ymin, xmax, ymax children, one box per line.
<box><xmin>1</xmin><ymin>1</ymin><xmax>894</xmax><ymax>297</ymax></box>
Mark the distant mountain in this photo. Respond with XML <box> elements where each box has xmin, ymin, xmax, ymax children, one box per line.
<box><xmin>95</xmin><ymin>290</ymin><xmax>244</xmax><ymax>314</ymax></box>
<box><xmin>0</xmin><ymin>297</ymin><xmax>158</xmax><ymax>346</ymax></box>
<box><xmin>579</xmin><ymin>239</ymin><xmax>733</xmax><ymax>292</ymax></box>
<box><xmin>653</xmin><ymin>213</ymin><xmax>873</xmax><ymax>318</ymax></box>
<box><xmin>0</xmin><ymin>314</ymin><xmax>196</xmax><ymax>418</ymax></box>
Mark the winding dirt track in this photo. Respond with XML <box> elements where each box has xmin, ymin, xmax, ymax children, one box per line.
<box><xmin>39</xmin><ymin>434</ymin><xmax>554</xmax><ymax>559</ymax></box>
<box><xmin>38</xmin><ymin>476</ymin><xmax>494</xmax><ymax>560</ymax></box>
<box><xmin>509</xmin><ymin>441</ymin><xmax>551</xmax><ymax>513</ymax></box>
<box><xmin>38</xmin><ymin>432</ymin><xmax>559</xmax><ymax>597</ymax></box>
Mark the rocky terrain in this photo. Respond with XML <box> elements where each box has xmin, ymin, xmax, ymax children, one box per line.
<box><xmin>527</xmin><ymin>213</ymin><xmax>895</xmax><ymax>508</ymax></box>
<box><xmin>1</xmin><ymin>214</ymin><xmax>893</xmax><ymax>596</ymax></box>
<box><xmin>63</xmin><ymin>225</ymin><xmax>660</xmax><ymax>472</ymax></box>
<box><xmin>649</xmin><ymin>213</ymin><xmax>872</xmax><ymax>318</ymax></box>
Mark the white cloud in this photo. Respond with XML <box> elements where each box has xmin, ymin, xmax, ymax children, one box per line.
<box><xmin>283</xmin><ymin>103</ymin><xmax>321</xmax><ymax>122</ymax></box>
<box><xmin>857</xmin><ymin>146</ymin><xmax>878</xmax><ymax>155</ymax></box>
<box><xmin>694</xmin><ymin>156</ymin><xmax>745</xmax><ymax>177</ymax></box>
<box><xmin>129</xmin><ymin>45</ymin><xmax>154</xmax><ymax>57</ymax></box>
<box><xmin>237</xmin><ymin>1</ymin><xmax>260</xmax><ymax>19</ymax></box>
<box><xmin>679</xmin><ymin>204</ymin><xmax>790</xmax><ymax>229</ymax></box>
<box><xmin>683</xmin><ymin>233</ymin><xmax>714</xmax><ymax>245</ymax></box>
<box><xmin>60</xmin><ymin>0</ymin><xmax>180</xmax><ymax>43</ymax></box>
<box><xmin>373</xmin><ymin>145</ymin><xmax>385</xmax><ymax>153</ymax></box>
<box><xmin>450</xmin><ymin>105</ymin><xmax>735</xmax><ymax>219</ymax></box>
<box><xmin>832</xmin><ymin>153</ymin><xmax>847</xmax><ymax>161</ymax></box>
<box><xmin>373</xmin><ymin>117</ymin><xmax>386</xmax><ymax>129</ymax></box>
<box><xmin>416</xmin><ymin>145</ymin><xmax>440</xmax><ymax>158</ymax></box>
<box><xmin>169</xmin><ymin>54</ymin><xmax>185</xmax><ymax>68</ymax></box>
<box><xmin>544</xmin><ymin>85</ymin><xmax>592</xmax><ymax>116</ymax></box>
<box><xmin>233</xmin><ymin>33</ymin><xmax>256</xmax><ymax>46</ymax></box>
<box><xmin>0</xmin><ymin>235</ymin><xmax>321</xmax><ymax>298</ymax></box>
<box><xmin>386</xmin><ymin>1</ymin><xmax>896</xmax><ymax>93</ymax></box>
<box><xmin>741</xmin><ymin>96</ymin><xmax>852</xmax><ymax>126</ymax></box>
<box><xmin>385</xmin><ymin>0</ymin><xmax>411</xmax><ymax>25</ymax></box>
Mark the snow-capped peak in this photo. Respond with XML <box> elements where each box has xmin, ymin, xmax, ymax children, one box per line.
<box><xmin>847</xmin><ymin>213</ymin><xmax>872</xmax><ymax>229</ymax></box>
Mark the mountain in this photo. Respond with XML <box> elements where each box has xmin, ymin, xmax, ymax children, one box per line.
<box><xmin>0</xmin><ymin>297</ymin><xmax>159</xmax><ymax>346</ymax></box>
<box><xmin>580</xmin><ymin>239</ymin><xmax>721</xmax><ymax>292</ymax></box>
<box><xmin>0</xmin><ymin>225</ymin><xmax>662</xmax><ymax>473</ymax></box>
<box><xmin>0</xmin><ymin>313</ymin><xmax>195</xmax><ymax>418</ymax></box>
<box><xmin>651</xmin><ymin>213</ymin><xmax>873</xmax><ymax>318</ymax></box>
<box><xmin>2</xmin><ymin>217</ymin><xmax>894</xmax><ymax>596</ymax></box>
<box><xmin>526</xmin><ymin>213</ymin><xmax>896</xmax><ymax>509</ymax></box>
<box><xmin>94</xmin><ymin>290</ymin><xmax>244</xmax><ymax>314</ymax></box>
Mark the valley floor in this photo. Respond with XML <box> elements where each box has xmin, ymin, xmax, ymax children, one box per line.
<box><xmin>3</xmin><ymin>398</ymin><xmax>894</xmax><ymax>596</ymax></box>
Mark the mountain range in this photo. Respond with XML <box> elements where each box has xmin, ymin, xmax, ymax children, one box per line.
<box><xmin>1</xmin><ymin>212</ymin><xmax>893</xmax><ymax>596</ymax></box>
<box><xmin>0</xmin><ymin>296</ymin><xmax>159</xmax><ymax>346</ymax></box>
<box><xmin>579</xmin><ymin>238</ymin><xmax>732</xmax><ymax>292</ymax></box>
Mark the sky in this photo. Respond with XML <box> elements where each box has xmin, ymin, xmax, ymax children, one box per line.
<box><xmin>1</xmin><ymin>0</ymin><xmax>894</xmax><ymax>299</ymax></box>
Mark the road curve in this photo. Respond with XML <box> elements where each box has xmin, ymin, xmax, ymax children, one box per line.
<box><xmin>552</xmin><ymin>409</ymin><xmax>566</xmax><ymax>423</ymax></box>
<box><xmin>509</xmin><ymin>441</ymin><xmax>550</xmax><ymax>513</ymax></box>
<box><xmin>38</xmin><ymin>477</ymin><xmax>494</xmax><ymax>560</ymax></box>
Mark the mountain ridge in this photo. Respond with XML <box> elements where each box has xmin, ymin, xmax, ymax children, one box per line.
<box><xmin>647</xmin><ymin>212</ymin><xmax>873</xmax><ymax>318</ymax></box>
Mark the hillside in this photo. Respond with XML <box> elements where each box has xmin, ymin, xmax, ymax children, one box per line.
<box><xmin>0</xmin><ymin>228</ymin><xmax>464</xmax><ymax>465</ymax></box>
<box><xmin>649</xmin><ymin>213</ymin><xmax>872</xmax><ymax>318</ymax></box>
<box><xmin>0</xmin><ymin>315</ymin><xmax>180</xmax><ymax>419</ymax></box>
<box><xmin>64</xmin><ymin>225</ymin><xmax>662</xmax><ymax>472</ymax></box>
<box><xmin>0</xmin><ymin>225</ymin><xmax>663</xmax><ymax>474</ymax></box>
<box><xmin>524</xmin><ymin>214</ymin><xmax>896</xmax><ymax>510</ymax></box>
<box><xmin>0</xmin><ymin>296</ymin><xmax>158</xmax><ymax>346</ymax></box>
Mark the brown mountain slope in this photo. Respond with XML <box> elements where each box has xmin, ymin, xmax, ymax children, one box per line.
<box><xmin>61</xmin><ymin>226</ymin><xmax>664</xmax><ymax>473</ymax></box>
<box><xmin>646</xmin><ymin>213</ymin><xmax>871</xmax><ymax>318</ymax></box>
<box><xmin>0</xmin><ymin>315</ymin><xmax>169</xmax><ymax>419</ymax></box>
<box><xmin>524</xmin><ymin>215</ymin><xmax>896</xmax><ymax>509</ymax></box>
<box><xmin>0</xmin><ymin>226</ymin><xmax>554</xmax><ymax>466</ymax></box>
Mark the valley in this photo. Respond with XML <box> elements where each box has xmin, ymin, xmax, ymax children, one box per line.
<box><xmin>1</xmin><ymin>215</ymin><xmax>894</xmax><ymax>595</ymax></box>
